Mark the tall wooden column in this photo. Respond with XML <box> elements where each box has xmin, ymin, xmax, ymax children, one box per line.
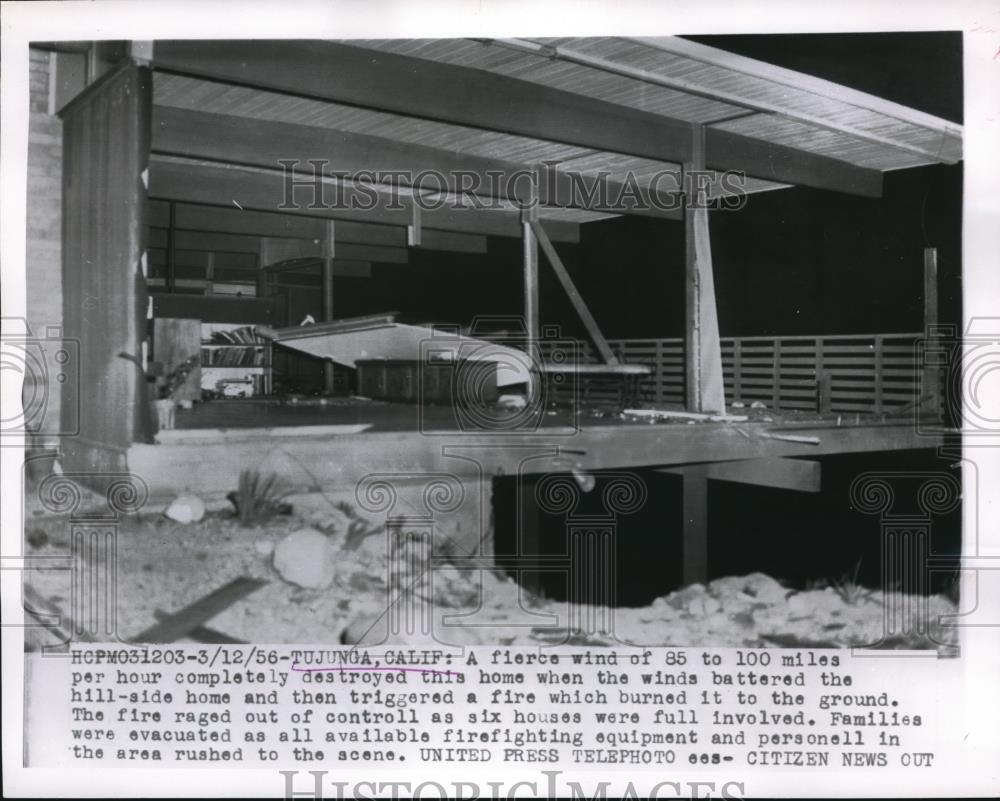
<box><xmin>60</xmin><ymin>60</ymin><xmax>152</xmax><ymax>470</ymax></box>
<box><xmin>522</xmin><ymin>209</ymin><xmax>540</xmax><ymax>347</ymax></box>
<box><xmin>923</xmin><ymin>247</ymin><xmax>941</xmax><ymax>419</ymax></box>
<box><xmin>684</xmin><ymin>125</ymin><xmax>725</xmax><ymax>414</ymax></box>
<box><xmin>322</xmin><ymin>220</ymin><xmax>336</xmax><ymax>394</ymax></box>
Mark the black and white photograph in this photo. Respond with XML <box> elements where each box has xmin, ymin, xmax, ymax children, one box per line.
<box><xmin>2</xmin><ymin>1</ymin><xmax>998</xmax><ymax>797</ymax></box>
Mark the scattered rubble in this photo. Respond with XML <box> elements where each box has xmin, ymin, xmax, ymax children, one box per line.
<box><xmin>21</xmin><ymin>494</ymin><xmax>959</xmax><ymax>652</ymax></box>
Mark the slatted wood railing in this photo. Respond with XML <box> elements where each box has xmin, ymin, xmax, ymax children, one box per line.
<box><xmin>540</xmin><ymin>333</ymin><xmax>924</xmax><ymax>413</ymax></box>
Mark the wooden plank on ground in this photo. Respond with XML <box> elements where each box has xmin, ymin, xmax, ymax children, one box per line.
<box><xmin>131</xmin><ymin>577</ymin><xmax>268</xmax><ymax>643</ymax></box>
<box><xmin>623</xmin><ymin>408</ymin><xmax>746</xmax><ymax>422</ymax></box>
<box><xmin>152</xmin><ymin>611</ymin><xmax>247</xmax><ymax>644</ymax></box>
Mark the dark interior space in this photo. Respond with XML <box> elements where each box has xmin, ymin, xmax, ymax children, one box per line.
<box><xmin>493</xmin><ymin>448</ymin><xmax>961</xmax><ymax>608</ymax></box>
<box><xmin>257</xmin><ymin>161</ymin><xmax>962</xmax><ymax>358</ymax></box>
<box><xmin>247</xmin><ymin>31</ymin><xmax>962</xmax><ymax>368</ymax></box>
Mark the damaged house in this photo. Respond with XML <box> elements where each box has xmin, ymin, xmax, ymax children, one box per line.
<box><xmin>19</xmin><ymin>35</ymin><xmax>963</xmax><ymax>649</ymax></box>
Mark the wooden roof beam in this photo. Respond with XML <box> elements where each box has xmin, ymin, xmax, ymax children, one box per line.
<box><xmin>151</xmin><ymin>105</ymin><xmax>681</xmax><ymax>220</ymax></box>
<box><xmin>148</xmin><ymin>222</ymin><xmax>488</xmax><ymax>256</ymax></box>
<box><xmin>152</xmin><ymin>39</ymin><xmax>882</xmax><ymax>196</ymax></box>
<box><xmin>494</xmin><ymin>37</ymin><xmax>958</xmax><ymax>165</ymax></box>
<box><xmin>148</xmin><ymin>201</ymin><xmax>503</xmax><ymax>247</ymax></box>
<box><xmin>147</xmin><ymin>158</ymin><xmax>584</xmax><ymax>242</ymax></box>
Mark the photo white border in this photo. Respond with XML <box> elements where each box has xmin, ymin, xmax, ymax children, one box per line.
<box><xmin>2</xmin><ymin>1</ymin><xmax>998</xmax><ymax>796</ymax></box>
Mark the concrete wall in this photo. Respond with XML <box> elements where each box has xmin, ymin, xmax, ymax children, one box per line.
<box><xmin>26</xmin><ymin>47</ymin><xmax>64</xmax><ymax>443</ymax></box>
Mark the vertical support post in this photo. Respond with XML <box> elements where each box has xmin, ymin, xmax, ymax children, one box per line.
<box><xmin>732</xmin><ymin>338</ymin><xmax>743</xmax><ymax>404</ymax></box>
<box><xmin>683</xmin><ymin>125</ymin><xmax>725</xmax><ymax>413</ymax></box>
<box><xmin>655</xmin><ymin>340</ymin><xmax>665</xmax><ymax>404</ymax></box>
<box><xmin>772</xmin><ymin>338</ymin><xmax>782</xmax><ymax>409</ymax></box>
<box><xmin>204</xmin><ymin>251</ymin><xmax>215</xmax><ymax>295</ymax></box>
<box><xmin>253</xmin><ymin>251</ymin><xmax>266</xmax><ymax>298</ymax></box>
<box><xmin>407</xmin><ymin>202</ymin><xmax>422</xmax><ymax>247</ymax></box>
<box><xmin>166</xmin><ymin>201</ymin><xmax>176</xmax><ymax>293</ymax></box>
<box><xmin>519</xmin><ymin>474</ymin><xmax>542</xmax><ymax>596</ymax></box>
<box><xmin>60</xmin><ymin>60</ymin><xmax>152</xmax><ymax>466</ymax></box>
<box><xmin>874</xmin><ymin>334</ymin><xmax>884</xmax><ymax>414</ymax></box>
<box><xmin>923</xmin><ymin>247</ymin><xmax>941</xmax><ymax>418</ymax></box>
<box><xmin>86</xmin><ymin>41</ymin><xmax>101</xmax><ymax>84</ymax></box>
<box><xmin>522</xmin><ymin>207</ymin><xmax>540</xmax><ymax>350</ymax></box>
<box><xmin>661</xmin><ymin>466</ymin><xmax>710</xmax><ymax>585</ymax></box>
<box><xmin>817</xmin><ymin>372</ymin><xmax>833</xmax><ymax>415</ymax></box>
<box><xmin>322</xmin><ymin>220</ymin><xmax>336</xmax><ymax>394</ymax></box>
<box><xmin>680</xmin><ymin>469</ymin><xmax>709</xmax><ymax>585</ymax></box>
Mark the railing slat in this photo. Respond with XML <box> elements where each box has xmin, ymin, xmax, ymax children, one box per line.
<box><xmin>539</xmin><ymin>332</ymin><xmax>921</xmax><ymax>413</ymax></box>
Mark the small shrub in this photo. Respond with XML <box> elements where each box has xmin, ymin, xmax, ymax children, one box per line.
<box><xmin>342</xmin><ymin>518</ymin><xmax>382</xmax><ymax>551</ymax></box>
<box><xmin>830</xmin><ymin>560</ymin><xmax>876</xmax><ymax>606</ymax></box>
<box><xmin>334</xmin><ymin>500</ymin><xmax>357</xmax><ymax>519</ymax></box>
<box><xmin>229</xmin><ymin>469</ymin><xmax>290</xmax><ymax>527</ymax></box>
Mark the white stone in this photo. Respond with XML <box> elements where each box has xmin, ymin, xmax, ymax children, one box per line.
<box><xmin>741</xmin><ymin>572</ymin><xmax>789</xmax><ymax>603</ymax></box>
<box><xmin>666</xmin><ymin>583</ymin><xmax>706</xmax><ymax>611</ymax></box>
<box><xmin>164</xmin><ymin>494</ymin><xmax>205</xmax><ymax>524</ymax></box>
<box><xmin>254</xmin><ymin>539</ymin><xmax>275</xmax><ymax>557</ymax></box>
<box><xmin>273</xmin><ymin>527</ymin><xmax>336</xmax><ymax>589</ymax></box>
<box><xmin>497</xmin><ymin>394</ymin><xmax>527</xmax><ymax>409</ymax></box>
<box><xmin>710</xmin><ymin>573</ymin><xmax>787</xmax><ymax>604</ymax></box>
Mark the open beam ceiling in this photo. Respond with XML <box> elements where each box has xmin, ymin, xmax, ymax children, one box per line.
<box><xmin>152</xmin><ymin>106</ymin><xmax>683</xmax><ymax>221</ymax></box>
<box><xmin>147</xmin><ymin>158</ymin><xmax>585</xmax><ymax>242</ymax></box>
<box><xmin>153</xmin><ymin>39</ymin><xmax>883</xmax><ymax>197</ymax></box>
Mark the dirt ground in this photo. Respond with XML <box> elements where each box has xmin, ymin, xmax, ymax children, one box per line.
<box><xmin>22</xmin><ymin>487</ymin><xmax>958</xmax><ymax>652</ymax></box>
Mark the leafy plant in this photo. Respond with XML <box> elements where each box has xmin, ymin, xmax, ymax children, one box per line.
<box><xmin>334</xmin><ymin>500</ymin><xmax>357</xmax><ymax>519</ymax></box>
<box><xmin>229</xmin><ymin>469</ymin><xmax>290</xmax><ymax>527</ymax></box>
<box><xmin>331</xmin><ymin>500</ymin><xmax>382</xmax><ymax>551</ymax></box>
<box><xmin>830</xmin><ymin>559</ymin><xmax>876</xmax><ymax>606</ymax></box>
<box><xmin>343</xmin><ymin>518</ymin><xmax>382</xmax><ymax>551</ymax></box>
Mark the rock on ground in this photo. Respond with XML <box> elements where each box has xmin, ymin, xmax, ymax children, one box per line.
<box><xmin>164</xmin><ymin>495</ymin><xmax>206</xmax><ymax>524</ymax></box>
<box><xmin>273</xmin><ymin>527</ymin><xmax>337</xmax><ymax>589</ymax></box>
